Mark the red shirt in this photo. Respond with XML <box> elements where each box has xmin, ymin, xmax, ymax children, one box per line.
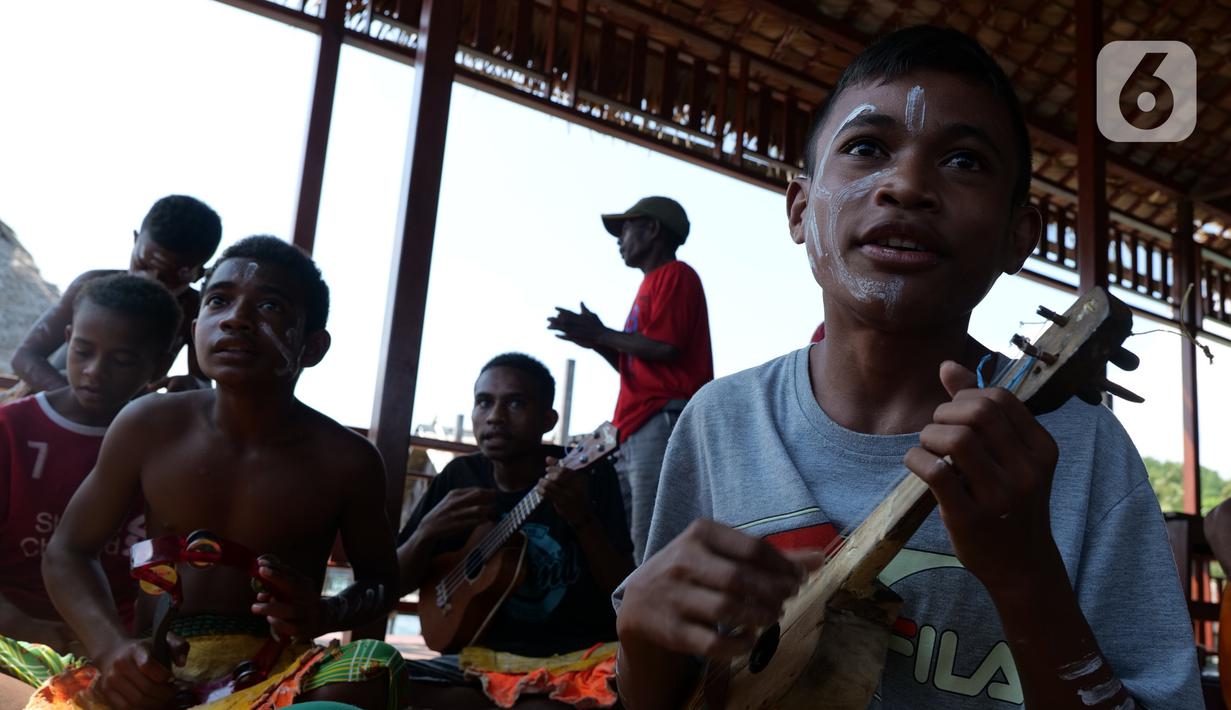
<box><xmin>810</xmin><ymin>322</ymin><xmax>826</xmax><ymax>343</ymax></box>
<box><xmin>0</xmin><ymin>394</ymin><xmax>144</xmax><ymax>625</ymax></box>
<box><xmin>614</xmin><ymin>261</ymin><xmax>713</xmax><ymax>441</ymax></box>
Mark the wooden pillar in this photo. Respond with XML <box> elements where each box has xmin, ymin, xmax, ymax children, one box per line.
<box><xmin>1173</xmin><ymin>199</ymin><xmax>1202</xmax><ymax>513</ymax></box>
<box><xmin>1076</xmin><ymin>0</ymin><xmax>1109</xmax><ymax>293</ymax></box>
<box><xmin>370</xmin><ymin>0</ymin><xmax>461</xmax><ymax>558</ymax></box>
<box><xmin>290</xmin><ymin>0</ymin><xmax>346</xmax><ymax>254</ymax></box>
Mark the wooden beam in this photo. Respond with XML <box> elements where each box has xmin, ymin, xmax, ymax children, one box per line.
<box><xmin>290</xmin><ymin>0</ymin><xmax>345</xmax><ymax>254</ymax></box>
<box><xmin>1076</xmin><ymin>0</ymin><xmax>1109</xmax><ymax>293</ymax></box>
<box><xmin>1173</xmin><ymin>199</ymin><xmax>1202</xmax><ymax>513</ymax></box>
<box><xmin>732</xmin><ymin>52</ymin><xmax>749</xmax><ymax>164</ymax></box>
<box><xmin>567</xmin><ymin>0</ymin><xmax>588</xmax><ymax>106</ymax></box>
<box><xmin>370</xmin><ymin>0</ymin><xmax>462</xmax><ymax>589</ymax></box>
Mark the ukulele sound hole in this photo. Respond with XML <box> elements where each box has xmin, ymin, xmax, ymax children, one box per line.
<box><xmin>748</xmin><ymin>622</ymin><xmax>780</xmax><ymax>673</ymax></box>
<box><xmin>464</xmin><ymin>549</ymin><xmax>485</xmax><ymax>581</ymax></box>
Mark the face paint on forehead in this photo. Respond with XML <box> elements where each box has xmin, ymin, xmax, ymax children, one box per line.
<box><xmin>905</xmin><ymin>85</ymin><xmax>926</xmax><ymax>135</ymax></box>
<box><xmin>243</xmin><ymin>261</ymin><xmax>259</xmax><ymax>282</ymax></box>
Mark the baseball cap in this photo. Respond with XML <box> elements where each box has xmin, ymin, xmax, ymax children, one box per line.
<box><xmin>601</xmin><ymin>196</ymin><xmax>690</xmax><ymax>245</ymax></box>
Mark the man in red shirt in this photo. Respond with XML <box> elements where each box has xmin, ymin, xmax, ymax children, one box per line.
<box><xmin>0</xmin><ymin>274</ymin><xmax>181</xmax><ymax>659</ymax></box>
<box><xmin>549</xmin><ymin>196</ymin><xmax>713</xmax><ymax>563</ymax></box>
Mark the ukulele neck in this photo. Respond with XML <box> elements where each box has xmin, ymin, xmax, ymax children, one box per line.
<box><xmin>465</xmin><ymin>487</ymin><xmax>545</xmax><ymax>571</ymax></box>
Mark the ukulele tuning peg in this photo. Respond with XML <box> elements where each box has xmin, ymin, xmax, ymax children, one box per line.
<box><xmin>1109</xmin><ymin>346</ymin><xmax>1140</xmax><ymax>372</ymax></box>
<box><xmin>1010</xmin><ymin>334</ymin><xmax>1058</xmax><ymax>364</ymax></box>
<box><xmin>580</xmin><ymin>455</ymin><xmax>589</xmax><ymax>463</ymax></box>
<box><xmin>596</xmin><ymin>444</ymin><xmax>605</xmax><ymax>452</ymax></box>
<box><xmin>1096</xmin><ymin>376</ymin><xmax>1144</xmax><ymax>403</ymax></box>
<box><xmin>1037</xmin><ymin>305</ymin><xmax>1070</xmax><ymax>327</ymax></box>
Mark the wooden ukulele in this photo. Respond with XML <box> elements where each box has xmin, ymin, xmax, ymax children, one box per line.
<box><xmin>689</xmin><ymin>286</ymin><xmax>1142</xmax><ymax>709</ymax></box>
<box><xmin>420</xmin><ymin>422</ymin><xmax>619</xmax><ymax>653</ymax></box>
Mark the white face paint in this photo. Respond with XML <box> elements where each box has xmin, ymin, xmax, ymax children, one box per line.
<box><xmin>259</xmin><ymin>321</ymin><xmax>301</xmax><ymax>376</ymax></box>
<box><xmin>1077</xmin><ymin>678</ymin><xmax>1123</xmax><ymax>706</ymax></box>
<box><xmin>802</xmin><ymin>102</ymin><xmax>905</xmax><ymax>316</ymax></box>
<box><xmin>905</xmin><ymin>85</ymin><xmax>926</xmax><ymax>135</ymax></box>
<box><xmin>1058</xmin><ymin>653</ymin><xmax>1103</xmax><ymax>681</ymax></box>
<box><xmin>243</xmin><ymin>261</ymin><xmax>259</xmax><ymax>283</ymax></box>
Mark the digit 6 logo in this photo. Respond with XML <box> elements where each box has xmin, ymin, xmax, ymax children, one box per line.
<box><xmin>1097</xmin><ymin>41</ymin><xmax>1196</xmax><ymax>143</ymax></box>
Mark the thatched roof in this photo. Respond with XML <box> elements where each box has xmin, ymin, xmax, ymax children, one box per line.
<box><xmin>0</xmin><ymin>220</ymin><xmax>59</xmax><ymax>377</ymax></box>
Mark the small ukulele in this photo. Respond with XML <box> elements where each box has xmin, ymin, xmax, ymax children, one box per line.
<box><xmin>690</xmin><ymin>286</ymin><xmax>1142</xmax><ymax>709</ymax></box>
<box><xmin>419</xmin><ymin>422</ymin><xmax>619</xmax><ymax>653</ymax></box>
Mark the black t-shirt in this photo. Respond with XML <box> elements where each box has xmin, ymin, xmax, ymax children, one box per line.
<box><xmin>398</xmin><ymin>445</ymin><xmax>632</xmax><ymax>656</ymax></box>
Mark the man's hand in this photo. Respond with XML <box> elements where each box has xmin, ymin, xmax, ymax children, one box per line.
<box><xmin>88</xmin><ymin>638</ymin><xmax>176</xmax><ymax>709</ymax></box>
<box><xmin>417</xmin><ymin>488</ymin><xmax>499</xmax><ymax>542</ymax></box>
<box><xmin>547</xmin><ymin>302</ymin><xmax>610</xmax><ymax>348</ymax></box>
<box><xmin>537</xmin><ymin>457</ymin><xmax>594</xmax><ymax>528</ymax></box>
<box><xmin>617</xmin><ymin>519</ymin><xmax>824</xmax><ymax>660</ymax></box>
<box><xmin>250</xmin><ymin>556</ymin><xmax>324</xmax><ymax>642</ymax></box>
<box><xmin>904</xmin><ymin>360</ymin><xmax>1061</xmax><ymax>592</ymax></box>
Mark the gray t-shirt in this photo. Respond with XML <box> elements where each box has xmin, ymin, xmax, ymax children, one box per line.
<box><xmin>622</xmin><ymin>346</ymin><xmax>1200</xmax><ymax>709</ymax></box>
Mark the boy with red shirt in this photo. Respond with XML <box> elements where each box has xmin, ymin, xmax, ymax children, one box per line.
<box><xmin>549</xmin><ymin>196</ymin><xmax>713</xmax><ymax>563</ymax></box>
<box><xmin>0</xmin><ymin>274</ymin><xmax>181</xmax><ymax>655</ymax></box>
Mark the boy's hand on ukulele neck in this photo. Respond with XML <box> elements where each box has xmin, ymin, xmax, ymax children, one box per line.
<box><xmin>538</xmin><ymin>457</ymin><xmax>595</xmax><ymax>528</ymax></box>
<box><xmin>418</xmin><ymin>488</ymin><xmax>499</xmax><ymax>542</ymax></box>
<box><xmin>250</xmin><ymin>555</ymin><xmax>324</xmax><ymax>643</ymax></box>
<box><xmin>904</xmin><ymin>360</ymin><xmax>1062</xmax><ymax>593</ymax></box>
<box><xmin>88</xmin><ymin>637</ymin><xmax>177</xmax><ymax>709</ymax></box>
<box><xmin>617</xmin><ymin>519</ymin><xmax>824</xmax><ymax>660</ymax></box>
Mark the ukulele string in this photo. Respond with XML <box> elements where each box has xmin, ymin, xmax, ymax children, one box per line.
<box><xmin>438</xmin><ymin>444</ymin><xmax>587</xmax><ymax>597</ymax></box>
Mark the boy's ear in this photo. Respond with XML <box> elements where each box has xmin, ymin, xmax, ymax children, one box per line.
<box><xmin>787</xmin><ymin>177</ymin><xmax>811</xmax><ymax>245</ymax></box>
<box><xmin>541</xmin><ymin>408</ymin><xmax>560</xmax><ymax>436</ymax></box>
<box><xmin>300</xmin><ymin>330</ymin><xmax>331</xmax><ymax>369</ymax></box>
<box><xmin>1003</xmin><ymin>203</ymin><xmax>1043</xmax><ymax>275</ymax></box>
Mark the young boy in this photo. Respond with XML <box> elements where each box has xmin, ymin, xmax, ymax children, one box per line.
<box><xmin>614</xmin><ymin>26</ymin><xmax>1200</xmax><ymax>709</ymax></box>
<box><xmin>10</xmin><ymin>195</ymin><xmax>222</xmax><ymax>395</ymax></box>
<box><xmin>0</xmin><ymin>275</ymin><xmax>181</xmax><ymax>655</ymax></box>
<box><xmin>40</xmin><ymin>236</ymin><xmax>405</xmax><ymax>709</ymax></box>
<box><xmin>398</xmin><ymin>353</ymin><xmax>632</xmax><ymax>708</ymax></box>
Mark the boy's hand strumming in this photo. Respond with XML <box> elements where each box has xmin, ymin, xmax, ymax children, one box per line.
<box><xmin>904</xmin><ymin>360</ymin><xmax>1062</xmax><ymax>593</ymax></box>
<box><xmin>617</xmin><ymin>519</ymin><xmax>823</xmax><ymax>660</ymax></box>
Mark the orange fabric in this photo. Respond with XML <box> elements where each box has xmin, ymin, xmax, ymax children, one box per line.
<box><xmin>473</xmin><ymin>655</ymin><xmax>617</xmax><ymax>708</ymax></box>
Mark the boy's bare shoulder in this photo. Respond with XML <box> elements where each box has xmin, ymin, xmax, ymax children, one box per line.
<box><xmin>65</xmin><ymin>269</ymin><xmax>124</xmax><ymax>294</ymax></box>
<box><xmin>298</xmin><ymin>403</ymin><xmax>383</xmax><ymax>473</ymax></box>
<box><xmin>112</xmin><ymin>389</ymin><xmax>212</xmax><ymax>434</ymax></box>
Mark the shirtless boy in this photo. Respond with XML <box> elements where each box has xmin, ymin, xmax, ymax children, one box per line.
<box><xmin>42</xmin><ymin>236</ymin><xmax>404</xmax><ymax>709</ymax></box>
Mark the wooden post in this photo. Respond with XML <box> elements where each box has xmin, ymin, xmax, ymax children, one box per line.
<box><xmin>1173</xmin><ymin>199</ymin><xmax>1202</xmax><ymax>513</ymax></box>
<box><xmin>362</xmin><ymin>0</ymin><xmax>462</xmax><ymax>639</ymax></box>
<box><xmin>567</xmin><ymin>0</ymin><xmax>587</xmax><ymax>106</ymax></box>
<box><xmin>291</xmin><ymin>0</ymin><xmax>345</xmax><ymax>254</ymax></box>
<box><xmin>1076</xmin><ymin>0</ymin><xmax>1109</xmax><ymax>293</ymax></box>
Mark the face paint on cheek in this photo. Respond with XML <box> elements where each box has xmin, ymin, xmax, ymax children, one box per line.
<box><xmin>258</xmin><ymin>322</ymin><xmax>301</xmax><ymax>376</ymax></box>
<box><xmin>905</xmin><ymin>85</ymin><xmax>926</xmax><ymax>135</ymax></box>
<box><xmin>822</xmin><ymin>170</ymin><xmax>906</xmax><ymax>317</ymax></box>
<box><xmin>803</xmin><ymin>103</ymin><xmax>876</xmax><ymax>278</ymax></box>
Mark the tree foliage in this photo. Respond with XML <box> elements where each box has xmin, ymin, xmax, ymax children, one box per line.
<box><xmin>1143</xmin><ymin>456</ymin><xmax>1231</xmax><ymax>514</ymax></box>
